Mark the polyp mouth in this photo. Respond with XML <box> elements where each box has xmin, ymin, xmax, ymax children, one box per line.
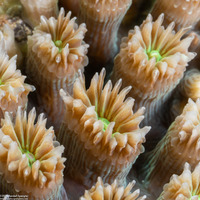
<box><xmin>98</xmin><ymin>116</ymin><xmax>111</xmax><ymax>132</ymax></box>
<box><xmin>22</xmin><ymin>149</ymin><xmax>36</xmax><ymax>167</ymax></box>
<box><xmin>54</xmin><ymin>40</ymin><xmax>63</xmax><ymax>53</ymax></box>
<box><xmin>146</xmin><ymin>49</ymin><xmax>162</xmax><ymax>62</ymax></box>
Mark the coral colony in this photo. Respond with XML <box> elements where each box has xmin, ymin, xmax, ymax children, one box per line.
<box><xmin>0</xmin><ymin>0</ymin><xmax>200</xmax><ymax>200</ymax></box>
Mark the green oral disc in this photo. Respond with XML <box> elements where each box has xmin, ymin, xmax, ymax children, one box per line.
<box><xmin>55</xmin><ymin>40</ymin><xmax>63</xmax><ymax>52</ymax></box>
<box><xmin>99</xmin><ymin>117</ymin><xmax>110</xmax><ymax>132</ymax></box>
<box><xmin>148</xmin><ymin>50</ymin><xmax>162</xmax><ymax>62</ymax></box>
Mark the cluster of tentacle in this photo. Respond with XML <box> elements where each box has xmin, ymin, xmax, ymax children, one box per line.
<box><xmin>80</xmin><ymin>177</ymin><xmax>146</xmax><ymax>200</ymax></box>
<box><xmin>167</xmin><ymin>99</ymin><xmax>200</xmax><ymax>162</ymax></box>
<box><xmin>0</xmin><ymin>36</ymin><xmax>34</xmax><ymax>117</ymax></box>
<box><xmin>146</xmin><ymin>98</ymin><xmax>200</xmax><ymax>185</ymax></box>
<box><xmin>27</xmin><ymin>8</ymin><xmax>89</xmax><ymax>78</ymax></box>
<box><xmin>158</xmin><ymin>163</ymin><xmax>200</xmax><ymax>200</ymax></box>
<box><xmin>179</xmin><ymin>69</ymin><xmax>200</xmax><ymax>101</ymax></box>
<box><xmin>0</xmin><ymin>107</ymin><xmax>66</xmax><ymax>196</ymax></box>
<box><xmin>60</xmin><ymin>69</ymin><xmax>150</xmax><ymax>164</ymax></box>
<box><xmin>114</xmin><ymin>14</ymin><xmax>195</xmax><ymax>99</ymax></box>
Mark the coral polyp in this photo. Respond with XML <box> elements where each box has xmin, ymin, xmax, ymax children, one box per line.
<box><xmin>59</xmin><ymin>68</ymin><xmax>150</xmax><ymax>187</ymax></box>
<box><xmin>158</xmin><ymin>162</ymin><xmax>200</xmax><ymax>200</ymax></box>
<box><xmin>26</xmin><ymin>8</ymin><xmax>89</xmax><ymax>130</ymax></box>
<box><xmin>0</xmin><ymin>107</ymin><xmax>66</xmax><ymax>199</ymax></box>
<box><xmin>0</xmin><ymin>35</ymin><xmax>34</xmax><ymax>120</ymax></box>
<box><xmin>145</xmin><ymin>98</ymin><xmax>200</xmax><ymax>197</ymax></box>
<box><xmin>111</xmin><ymin>13</ymin><xmax>195</xmax><ymax>148</ymax></box>
<box><xmin>112</xmin><ymin>13</ymin><xmax>195</xmax><ymax>120</ymax></box>
<box><xmin>80</xmin><ymin>177</ymin><xmax>146</xmax><ymax>200</ymax></box>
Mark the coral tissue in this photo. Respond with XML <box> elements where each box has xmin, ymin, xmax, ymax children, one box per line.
<box><xmin>79</xmin><ymin>0</ymin><xmax>132</xmax><ymax>63</ymax></box>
